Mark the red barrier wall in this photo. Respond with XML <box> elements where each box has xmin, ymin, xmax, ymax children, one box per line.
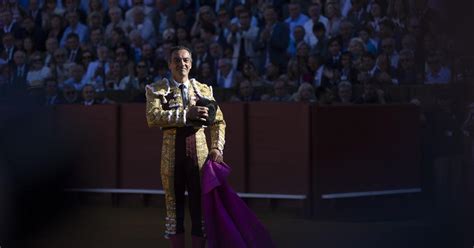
<box><xmin>312</xmin><ymin>104</ymin><xmax>421</xmax><ymax>197</ymax></box>
<box><xmin>218</xmin><ymin>103</ymin><xmax>246</xmax><ymax>192</ymax></box>
<box><xmin>247</xmin><ymin>103</ymin><xmax>311</xmax><ymax>194</ymax></box>
<box><xmin>50</xmin><ymin>103</ymin><xmax>421</xmax><ymax>200</ymax></box>
<box><xmin>119</xmin><ymin>104</ymin><xmax>163</xmax><ymax>189</ymax></box>
<box><xmin>55</xmin><ymin>105</ymin><xmax>119</xmax><ymax>188</ymax></box>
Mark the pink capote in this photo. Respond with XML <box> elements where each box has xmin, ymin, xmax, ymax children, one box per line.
<box><xmin>201</xmin><ymin>160</ymin><xmax>275</xmax><ymax>248</ymax></box>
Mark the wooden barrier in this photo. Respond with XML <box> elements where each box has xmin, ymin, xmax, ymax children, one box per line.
<box><xmin>312</xmin><ymin>104</ymin><xmax>421</xmax><ymax>200</ymax></box>
<box><xmin>54</xmin><ymin>105</ymin><xmax>119</xmax><ymax>188</ymax></box>
<box><xmin>246</xmin><ymin>102</ymin><xmax>312</xmax><ymax>195</ymax></box>
<box><xmin>48</xmin><ymin>103</ymin><xmax>424</xmax><ymax>214</ymax></box>
<box><xmin>218</xmin><ymin>103</ymin><xmax>246</xmax><ymax>192</ymax></box>
<box><xmin>119</xmin><ymin>104</ymin><xmax>163</xmax><ymax>189</ymax></box>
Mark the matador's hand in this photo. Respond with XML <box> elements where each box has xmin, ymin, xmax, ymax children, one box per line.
<box><xmin>187</xmin><ymin>106</ymin><xmax>208</xmax><ymax>122</ymax></box>
<box><xmin>209</xmin><ymin>148</ymin><xmax>223</xmax><ymax>163</ymax></box>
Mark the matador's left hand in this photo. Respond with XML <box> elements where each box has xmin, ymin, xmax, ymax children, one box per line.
<box><xmin>209</xmin><ymin>148</ymin><xmax>223</xmax><ymax>163</ymax></box>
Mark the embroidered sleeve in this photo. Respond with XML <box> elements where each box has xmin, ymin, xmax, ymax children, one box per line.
<box><xmin>145</xmin><ymin>84</ymin><xmax>187</xmax><ymax>128</ymax></box>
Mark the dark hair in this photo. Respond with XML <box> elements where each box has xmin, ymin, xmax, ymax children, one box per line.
<box><xmin>315</xmin><ymin>86</ymin><xmax>330</xmax><ymax>99</ymax></box>
<box><xmin>328</xmin><ymin>36</ymin><xmax>342</xmax><ymax>47</ymax></box>
<box><xmin>66</xmin><ymin>32</ymin><xmax>80</xmax><ymax>40</ymax></box>
<box><xmin>169</xmin><ymin>46</ymin><xmax>193</xmax><ymax>61</ymax></box>
<box><xmin>361</xmin><ymin>52</ymin><xmax>375</xmax><ymax>60</ymax></box>
<box><xmin>313</xmin><ymin>22</ymin><xmax>326</xmax><ymax>33</ymax></box>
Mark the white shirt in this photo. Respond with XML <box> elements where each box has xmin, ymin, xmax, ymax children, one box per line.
<box><xmin>314</xmin><ymin>65</ymin><xmax>325</xmax><ymax>87</ymax></box>
<box><xmin>27</xmin><ymin>66</ymin><xmax>51</xmax><ymax>87</ymax></box>
<box><xmin>425</xmin><ymin>67</ymin><xmax>451</xmax><ymax>84</ymax></box>
<box><xmin>217</xmin><ymin>70</ymin><xmax>235</xmax><ymax>89</ymax></box>
<box><xmin>285</xmin><ymin>14</ymin><xmax>309</xmax><ymax>36</ymax></box>
<box><xmin>173</xmin><ymin>79</ymin><xmax>191</xmax><ymax>105</ymax></box>
<box><xmin>304</xmin><ymin>16</ymin><xmax>329</xmax><ymax>47</ymax></box>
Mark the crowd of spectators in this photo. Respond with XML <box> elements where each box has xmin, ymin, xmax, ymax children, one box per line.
<box><xmin>0</xmin><ymin>0</ymin><xmax>459</xmax><ymax>106</ymax></box>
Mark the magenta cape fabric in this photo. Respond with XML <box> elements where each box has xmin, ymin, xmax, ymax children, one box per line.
<box><xmin>201</xmin><ymin>160</ymin><xmax>275</xmax><ymax>248</ymax></box>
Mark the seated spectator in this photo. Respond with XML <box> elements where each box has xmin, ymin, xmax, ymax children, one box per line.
<box><xmin>357</xmin><ymin>26</ymin><xmax>377</xmax><ymax>55</ymax></box>
<box><xmin>65</xmin><ymin>33</ymin><xmax>83</xmax><ymax>64</ymax></box>
<box><xmin>307</xmin><ymin>54</ymin><xmax>331</xmax><ymax>87</ymax></box>
<box><xmin>26</xmin><ymin>53</ymin><xmax>51</xmax><ymax>89</ymax></box>
<box><xmin>81</xmin><ymin>49</ymin><xmax>94</xmax><ymax>69</ymax></box>
<box><xmin>140</xmin><ymin>43</ymin><xmax>155</xmax><ymax>66</ymax></box>
<box><xmin>87</xmin><ymin>11</ymin><xmax>104</xmax><ymax>31</ymax></box>
<box><xmin>335</xmin><ymin>80</ymin><xmax>354</xmax><ymax>104</ymax></box>
<box><xmin>152</xmin><ymin>59</ymin><xmax>170</xmax><ymax>82</ymax></box>
<box><xmin>44</xmin><ymin>79</ymin><xmax>62</xmax><ymax>105</ymax></box>
<box><xmin>315</xmin><ymin>86</ymin><xmax>334</xmax><ymax>105</ymax></box>
<box><xmin>60</xmin><ymin>10</ymin><xmax>89</xmax><ymax>47</ymax></box>
<box><xmin>229</xmin><ymin>80</ymin><xmax>260</xmax><ymax>102</ymax></box>
<box><xmin>119</xmin><ymin>60</ymin><xmax>152</xmax><ymax>91</ymax></box>
<box><xmin>240</xmin><ymin>60</ymin><xmax>265</xmax><ymax>87</ymax></box>
<box><xmin>22</xmin><ymin>37</ymin><xmax>37</xmax><ymax>59</ymax></box>
<box><xmin>50</xmin><ymin>48</ymin><xmax>70</xmax><ymax>85</ymax></box>
<box><xmin>287</xmin><ymin>57</ymin><xmax>306</xmax><ymax>84</ymax></box>
<box><xmin>325</xmin><ymin>2</ymin><xmax>342</xmax><ymax>38</ymax></box>
<box><xmin>82</xmin><ymin>84</ymin><xmax>98</xmax><ymax>106</ymax></box>
<box><xmin>44</xmin><ymin>37</ymin><xmax>59</xmax><ymax>66</ymax></box>
<box><xmin>310</xmin><ymin>22</ymin><xmax>328</xmax><ymax>57</ymax></box>
<box><xmin>128</xmin><ymin>29</ymin><xmax>146</xmax><ymax>62</ymax></box>
<box><xmin>397</xmin><ymin>49</ymin><xmax>422</xmax><ymax>85</ymax></box>
<box><xmin>64</xmin><ymin>63</ymin><xmax>87</xmax><ymax>90</ymax></box>
<box><xmin>196</xmin><ymin>62</ymin><xmax>216</xmax><ymax>87</ymax></box>
<box><xmin>355</xmin><ymin>79</ymin><xmax>387</xmax><ymax>104</ymax></box>
<box><xmin>81</xmin><ymin>84</ymin><xmax>113</xmax><ymax>106</ymax></box>
<box><xmin>425</xmin><ymin>52</ymin><xmax>451</xmax><ymax>84</ymax></box>
<box><xmin>176</xmin><ymin>27</ymin><xmax>192</xmax><ymax>48</ymax></box>
<box><xmin>61</xmin><ymin>84</ymin><xmax>79</xmax><ymax>104</ymax></box>
<box><xmin>216</xmin><ymin>58</ymin><xmax>238</xmax><ymax>89</ymax></box>
<box><xmin>87</xmin><ymin>28</ymin><xmax>105</xmax><ymax>52</ymax></box>
<box><xmin>339</xmin><ymin>51</ymin><xmax>358</xmax><ymax>83</ymax></box>
<box><xmin>380</xmin><ymin>37</ymin><xmax>399</xmax><ymax>69</ymax></box>
<box><xmin>373</xmin><ymin>54</ymin><xmax>397</xmax><ymax>85</ymax></box>
<box><xmin>261</xmin><ymin>79</ymin><xmax>292</xmax><ymax>102</ymax></box>
<box><xmin>285</xmin><ymin>2</ymin><xmax>309</xmax><ymax>36</ymax></box>
<box><xmin>287</xmin><ymin>25</ymin><xmax>307</xmax><ymax>58</ymax></box>
<box><xmin>325</xmin><ymin>37</ymin><xmax>342</xmax><ymax>69</ymax></box>
<box><xmin>105</xmin><ymin>61</ymin><xmax>126</xmax><ymax>90</ymax></box>
<box><xmin>9</xmin><ymin>50</ymin><xmax>29</xmax><ymax>92</ymax></box>
<box><xmin>1</xmin><ymin>33</ymin><xmax>17</xmax><ymax>63</ymax></box>
<box><xmin>291</xmin><ymin>82</ymin><xmax>317</xmax><ymax>103</ymax></box>
<box><xmin>0</xmin><ymin>9</ymin><xmax>25</xmax><ymax>40</ymax></box>
<box><xmin>263</xmin><ymin>62</ymin><xmax>281</xmax><ymax>83</ymax></box>
<box><xmin>150</xmin><ymin>0</ymin><xmax>174</xmax><ymax>37</ymax></box>
<box><xmin>359</xmin><ymin>52</ymin><xmax>377</xmax><ymax>76</ymax></box>
<box><xmin>125</xmin><ymin>0</ymin><xmax>153</xmax><ymax>25</ymax></box>
<box><xmin>107</xmin><ymin>27</ymin><xmax>129</xmax><ymax>52</ymax></box>
<box><xmin>105</xmin><ymin>7</ymin><xmax>129</xmax><ymax>39</ymax></box>
<box><xmin>348</xmin><ymin>37</ymin><xmax>366</xmax><ymax>68</ymax></box>
<box><xmin>339</xmin><ymin>20</ymin><xmax>354</xmax><ymax>51</ymax></box>
<box><xmin>208</xmin><ymin>42</ymin><xmax>223</xmax><ymax>72</ymax></box>
<box><xmin>84</xmin><ymin>45</ymin><xmax>111</xmax><ymax>90</ymax></box>
<box><xmin>304</xmin><ymin>3</ymin><xmax>329</xmax><ymax>48</ymax></box>
<box><xmin>128</xmin><ymin>6</ymin><xmax>156</xmax><ymax>44</ymax></box>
